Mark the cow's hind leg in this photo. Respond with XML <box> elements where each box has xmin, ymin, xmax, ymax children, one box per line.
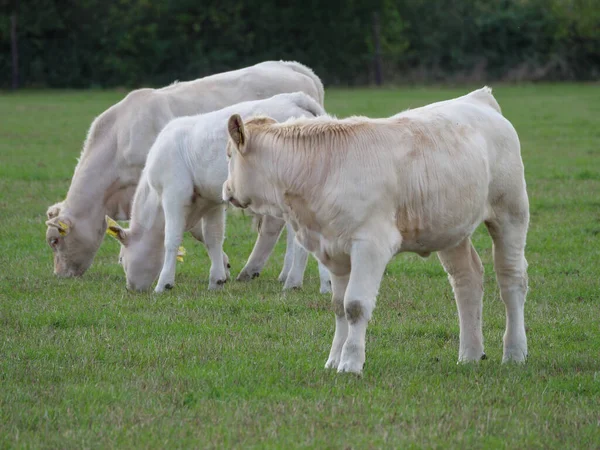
<box><xmin>486</xmin><ymin>211</ymin><xmax>529</xmax><ymax>363</ymax></box>
<box><xmin>317</xmin><ymin>260</ymin><xmax>332</xmax><ymax>294</ymax></box>
<box><xmin>280</xmin><ymin>223</ymin><xmax>332</xmax><ymax>293</ymax></box>
<box><xmin>438</xmin><ymin>238</ymin><xmax>485</xmax><ymax>362</ymax></box>
<box><xmin>278</xmin><ymin>223</ymin><xmax>296</xmax><ymax>284</ymax></box>
<box><xmin>237</xmin><ymin>215</ymin><xmax>285</xmax><ymax>281</ymax></box>
<box><xmin>190</xmin><ymin>220</ymin><xmax>230</xmax><ymax>279</ymax></box>
<box><xmin>201</xmin><ymin>206</ymin><xmax>228</xmax><ymax>290</ymax></box>
<box><xmin>325</xmin><ymin>273</ymin><xmax>350</xmax><ymax>369</ymax></box>
<box><xmin>282</xmin><ymin>225</ymin><xmax>309</xmax><ymax>290</ymax></box>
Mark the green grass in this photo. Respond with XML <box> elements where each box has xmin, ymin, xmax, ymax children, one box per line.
<box><xmin>1</xmin><ymin>84</ymin><xmax>599</xmax><ymax>449</ymax></box>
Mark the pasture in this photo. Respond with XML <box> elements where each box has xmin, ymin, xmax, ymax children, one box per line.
<box><xmin>1</xmin><ymin>85</ymin><xmax>599</xmax><ymax>448</ymax></box>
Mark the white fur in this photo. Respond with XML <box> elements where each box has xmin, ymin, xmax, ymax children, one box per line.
<box><xmin>112</xmin><ymin>92</ymin><xmax>331</xmax><ymax>293</ymax></box>
<box><xmin>224</xmin><ymin>87</ymin><xmax>529</xmax><ymax>373</ymax></box>
<box><xmin>45</xmin><ymin>61</ymin><xmax>325</xmax><ymax>278</ymax></box>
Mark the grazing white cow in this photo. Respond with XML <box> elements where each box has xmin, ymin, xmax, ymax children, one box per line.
<box><xmin>45</xmin><ymin>60</ymin><xmax>324</xmax><ymax>278</ymax></box>
<box><xmin>105</xmin><ymin>92</ymin><xmax>331</xmax><ymax>293</ymax></box>
<box><xmin>223</xmin><ymin>87</ymin><xmax>530</xmax><ymax>373</ymax></box>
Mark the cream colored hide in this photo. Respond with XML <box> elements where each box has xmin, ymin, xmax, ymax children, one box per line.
<box><xmin>45</xmin><ymin>61</ymin><xmax>324</xmax><ymax>277</ymax></box>
<box><xmin>223</xmin><ymin>87</ymin><xmax>530</xmax><ymax>374</ymax></box>
<box><xmin>106</xmin><ymin>92</ymin><xmax>331</xmax><ymax>293</ymax></box>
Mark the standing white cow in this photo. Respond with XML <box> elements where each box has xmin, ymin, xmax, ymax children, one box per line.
<box><xmin>223</xmin><ymin>87</ymin><xmax>529</xmax><ymax>374</ymax></box>
<box><xmin>105</xmin><ymin>92</ymin><xmax>331</xmax><ymax>293</ymax></box>
<box><xmin>45</xmin><ymin>60</ymin><xmax>324</xmax><ymax>278</ymax></box>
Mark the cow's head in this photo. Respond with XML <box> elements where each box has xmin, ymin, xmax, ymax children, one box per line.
<box><xmin>104</xmin><ymin>216</ymin><xmax>164</xmax><ymax>292</ymax></box>
<box><xmin>223</xmin><ymin>114</ymin><xmax>277</xmax><ymax>215</ymax></box>
<box><xmin>45</xmin><ymin>203</ymin><xmax>106</xmax><ymax>277</ymax></box>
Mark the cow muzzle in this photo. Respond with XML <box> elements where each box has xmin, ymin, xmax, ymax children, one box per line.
<box><xmin>227</xmin><ymin>196</ymin><xmax>249</xmax><ymax>209</ymax></box>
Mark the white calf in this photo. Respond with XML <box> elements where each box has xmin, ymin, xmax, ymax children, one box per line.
<box><xmin>107</xmin><ymin>93</ymin><xmax>331</xmax><ymax>293</ymax></box>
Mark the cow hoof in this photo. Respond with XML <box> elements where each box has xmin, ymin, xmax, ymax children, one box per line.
<box><xmin>337</xmin><ymin>360</ymin><xmax>363</xmax><ymax>375</ymax></box>
<box><xmin>325</xmin><ymin>357</ymin><xmax>340</xmax><ymax>370</ymax></box>
<box><xmin>209</xmin><ymin>279</ymin><xmax>226</xmax><ymax>290</ymax></box>
<box><xmin>502</xmin><ymin>350</ymin><xmax>528</xmax><ymax>364</ymax></box>
<box><xmin>165</xmin><ymin>284</ymin><xmax>173</xmax><ymax>290</ymax></box>
<box><xmin>236</xmin><ymin>271</ymin><xmax>260</xmax><ymax>282</ymax></box>
<box><xmin>283</xmin><ymin>280</ymin><xmax>302</xmax><ymax>291</ymax></box>
<box><xmin>481</xmin><ymin>353</ymin><xmax>487</xmax><ymax>360</ymax></box>
<box><xmin>320</xmin><ymin>280</ymin><xmax>332</xmax><ymax>294</ymax></box>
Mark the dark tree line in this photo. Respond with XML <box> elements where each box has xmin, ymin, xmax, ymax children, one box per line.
<box><xmin>1</xmin><ymin>0</ymin><xmax>599</xmax><ymax>88</ymax></box>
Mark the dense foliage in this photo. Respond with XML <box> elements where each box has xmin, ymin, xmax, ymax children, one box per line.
<box><xmin>1</xmin><ymin>0</ymin><xmax>599</xmax><ymax>87</ymax></box>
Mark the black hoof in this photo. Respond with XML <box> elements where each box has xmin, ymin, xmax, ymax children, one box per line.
<box><xmin>227</xmin><ymin>263</ymin><xmax>231</xmax><ymax>269</ymax></box>
<box><xmin>481</xmin><ymin>353</ymin><xmax>487</xmax><ymax>360</ymax></box>
<box><xmin>251</xmin><ymin>272</ymin><xmax>260</xmax><ymax>279</ymax></box>
<box><xmin>165</xmin><ymin>284</ymin><xmax>173</xmax><ymax>290</ymax></box>
<box><xmin>216</xmin><ymin>279</ymin><xmax>226</xmax><ymax>285</ymax></box>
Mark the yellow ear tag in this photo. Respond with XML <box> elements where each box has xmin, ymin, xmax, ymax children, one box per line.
<box><xmin>105</xmin><ymin>217</ymin><xmax>120</xmax><ymax>237</ymax></box>
<box><xmin>177</xmin><ymin>246</ymin><xmax>186</xmax><ymax>262</ymax></box>
<box><xmin>57</xmin><ymin>220</ymin><xmax>69</xmax><ymax>236</ymax></box>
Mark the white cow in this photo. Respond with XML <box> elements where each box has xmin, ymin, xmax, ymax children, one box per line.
<box><xmin>223</xmin><ymin>87</ymin><xmax>530</xmax><ymax>374</ymax></box>
<box><xmin>105</xmin><ymin>93</ymin><xmax>331</xmax><ymax>293</ymax></box>
<box><xmin>45</xmin><ymin>60</ymin><xmax>324</xmax><ymax>279</ymax></box>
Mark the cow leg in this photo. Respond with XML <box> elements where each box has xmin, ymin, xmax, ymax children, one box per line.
<box><xmin>189</xmin><ymin>220</ymin><xmax>204</xmax><ymax>243</ymax></box>
<box><xmin>486</xmin><ymin>212</ymin><xmax>529</xmax><ymax>363</ymax></box>
<box><xmin>190</xmin><ymin>219</ymin><xmax>230</xmax><ymax>280</ymax></box>
<box><xmin>201</xmin><ymin>206</ymin><xmax>228</xmax><ymax>290</ymax></box>
<box><xmin>237</xmin><ymin>215</ymin><xmax>285</xmax><ymax>281</ymax></box>
<box><xmin>155</xmin><ymin>193</ymin><xmax>190</xmax><ymax>293</ymax></box>
<box><xmin>338</xmin><ymin>240</ymin><xmax>392</xmax><ymax>374</ymax></box>
<box><xmin>325</xmin><ymin>273</ymin><xmax>350</xmax><ymax>369</ymax></box>
<box><xmin>317</xmin><ymin>260</ymin><xmax>332</xmax><ymax>294</ymax></box>
<box><xmin>280</xmin><ymin>223</ymin><xmax>331</xmax><ymax>292</ymax></box>
<box><xmin>282</xmin><ymin>226</ymin><xmax>308</xmax><ymax>290</ymax></box>
<box><xmin>278</xmin><ymin>223</ymin><xmax>296</xmax><ymax>284</ymax></box>
<box><xmin>438</xmin><ymin>238</ymin><xmax>485</xmax><ymax>362</ymax></box>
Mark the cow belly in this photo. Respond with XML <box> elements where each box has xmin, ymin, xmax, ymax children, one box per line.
<box><xmin>397</xmin><ymin>206</ymin><xmax>486</xmax><ymax>255</ymax></box>
<box><xmin>398</xmin><ymin>226</ymin><xmax>475</xmax><ymax>255</ymax></box>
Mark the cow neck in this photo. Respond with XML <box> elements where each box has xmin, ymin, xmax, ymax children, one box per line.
<box><xmin>128</xmin><ymin>174</ymin><xmax>164</xmax><ymax>238</ymax></box>
<box><xmin>267</xmin><ymin>141</ymin><xmax>327</xmax><ymax>204</ymax></box>
<box><xmin>63</xmin><ymin>141</ymin><xmax>119</xmax><ymax>222</ymax></box>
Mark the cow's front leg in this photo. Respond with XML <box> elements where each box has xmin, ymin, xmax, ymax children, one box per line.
<box><xmin>325</xmin><ymin>273</ymin><xmax>350</xmax><ymax>369</ymax></box>
<box><xmin>238</xmin><ymin>215</ymin><xmax>285</xmax><ymax>281</ymax></box>
<box><xmin>201</xmin><ymin>206</ymin><xmax>228</xmax><ymax>290</ymax></box>
<box><xmin>156</xmin><ymin>192</ymin><xmax>190</xmax><ymax>293</ymax></box>
<box><xmin>338</xmin><ymin>240</ymin><xmax>391</xmax><ymax>374</ymax></box>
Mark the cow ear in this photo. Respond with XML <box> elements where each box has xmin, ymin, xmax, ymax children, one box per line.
<box><xmin>46</xmin><ymin>202</ymin><xmax>63</xmax><ymax>219</ymax></box>
<box><xmin>227</xmin><ymin>114</ymin><xmax>248</xmax><ymax>154</ymax></box>
<box><xmin>46</xmin><ymin>216</ymin><xmax>72</xmax><ymax>236</ymax></box>
<box><xmin>105</xmin><ymin>216</ymin><xmax>128</xmax><ymax>245</ymax></box>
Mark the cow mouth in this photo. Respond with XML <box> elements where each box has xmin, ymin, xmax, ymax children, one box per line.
<box><xmin>228</xmin><ymin>197</ymin><xmax>249</xmax><ymax>209</ymax></box>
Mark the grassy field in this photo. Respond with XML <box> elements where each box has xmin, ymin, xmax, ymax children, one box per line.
<box><xmin>1</xmin><ymin>84</ymin><xmax>599</xmax><ymax>449</ymax></box>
